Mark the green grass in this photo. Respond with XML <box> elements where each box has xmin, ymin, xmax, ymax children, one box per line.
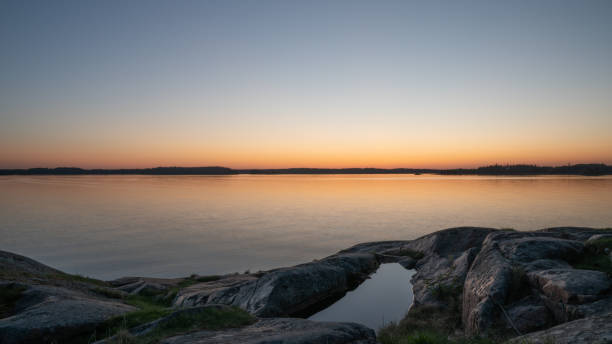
<box><xmin>572</xmin><ymin>238</ymin><xmax>612</xmax><ymax>277</ymax></box>
<box><xmin>0</xmin><ymin>284</ymin><xmax>26</xmax><ymax>318</ymax></box>
<box><xmin>55</xmin><ymin>272</ymin><xmax>108</xmax><ymax>287</ymax></box>
<box><xmin>110</xmin><ymin>297</ymin><xmax>171</xmax><ymax>330</ymax></box>
<box><xmin>380</xmin><ymin>303</ymin><xmax>462</xmax><ymax>338</ymax></box>
<box><xmin>430</xmin><ymin>281</ymin><xmax>462</xmax><ymax>302</ymax></box>
<box><xmin>104</xmin><ymin>306</ymin><xmax>255</xmax><ymax>344</ymax></box>
<box><xmin>378</xmin><ymin>327</ymin><xmax>496</xmax><ymax>344</ymax></box>
<box><xmin>379</xmin><ymin>280</ymin><xmax>503</xmax><ymax>344</ymax></box>
<box><xmin>90</xmin><ymin>296</ymin><xmax>173</xmax><ymax>342</ymax></box>
<box><xmin>586</xmin><ymin>237</ymin><xmax>612</xmax><ymax>253</ymax></box>
<box><xmin>378</xmin><ymin>328</ymin><xmax>448</xmax><ymax>344</ymax></box>
<box><xmin>573</xmin><ymin>254</ymin><xmax>612</xmax><ymax>276</ymax></box>
<box><xmin>0</xmin><ymin>267</ymin><xmax>107</xmax><ymax>288</ymax></box>
<box><xmin>130</xmin><ymin>274</ymin><xmax>224</xmax><ymax>310</ymax></box>
<box><xmin>94</xmin><ymin>287</ymin><xmax>125</xmax><ymax>299</ymax></box>
<box><xmin>87</xmin><ymin>275</ymin><xmax>243</xmax><ymax>343</ymax></box>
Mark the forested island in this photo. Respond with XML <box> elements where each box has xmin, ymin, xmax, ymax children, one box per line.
<box><xmin>0</xmin><ymin>164</ymin><xmax>610</xmax><ymax>176</ymax></box>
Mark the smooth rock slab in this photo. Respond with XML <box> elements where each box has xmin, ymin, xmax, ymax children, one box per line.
<box><xmin>497</xmin><ymin>236</ymin><xmax>583</xmax><ymax>263</ymax></box>
<box><xmin>522</xmin><ymin>259</ymin><xmax>572</xmax><ymax>273</ymax></box>
<box><xmin>462</xmin><ymin>242</ymin><xmax>513</xmax><ymax>336</ymax></box>
<box><xmin>505</xmin><ymin>296</ymin><xmax>553</xmax><ymax>334</ymax></box>
<box><xmin>160</xmin><ymin>318</ymin><xmax>377</xmax><ymax>344</ymax></box>
<box><xmin>175</xmin><ymin>253</ymin><xmax>378</xmax><ymax>317</ymax></box>
<box><xmin>506</xmin><ymin>312</ymin><xmax>612</xmax><ymax>344</ymax></box>
<box><xmin>110</xmin><ymin>276</ymin><xmax>183</xmax><ymax>296</ymax></box>
<box><xmin>462</xmin><ymin>230</ymin><xmax>602</xmax><ymax>336</ymax></box>
<box><xmin>527</xmin><ymin>269</ymin><xmax>611</xmax><ymax>304</ymax></box>
<box><xmin>174</xmin><ymin>274</ymin><xmax>258</xmax><ymax>307</ymax></box>
<box><xmin>0</xmin><ymin>251</ymin><xmax>64</xmax><ymax>281</ymax></box>
<box><xmin>0</xmin><ymin>284</ymin><xmax>135</xmax><ymax>344</ymax></box>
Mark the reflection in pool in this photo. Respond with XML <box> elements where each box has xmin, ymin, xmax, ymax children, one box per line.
<box><xmin>308</xmin><ymin>263</ymin><xmax>415</xmax><ymax>330</ymax></box>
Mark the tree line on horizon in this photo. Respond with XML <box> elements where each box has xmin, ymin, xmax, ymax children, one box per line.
<box><xmin>0</xmin><ymin>163</ymin><xmax>610</xmax><ymax>176</ymax></box>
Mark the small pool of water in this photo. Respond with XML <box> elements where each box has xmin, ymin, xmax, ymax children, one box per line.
<box><xmin>308</xmin><ymin>263</ymin><xmax>416</xmax><ymax>330</ymax></box>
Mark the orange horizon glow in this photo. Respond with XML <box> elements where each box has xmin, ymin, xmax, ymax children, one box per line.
<box><xmin>2</xmin><ymin>2</ymin><xmax>611</xmax><ymax>171</ymax></box>
<box><xmin>2</xmin><ymin>127</ymin><xmax>611</xmax><ymax>170</ymax></box>
<box><xmin>2</xmin><ymin>152</ymin><xmax>611</xmax><ymax>170</ymax></box>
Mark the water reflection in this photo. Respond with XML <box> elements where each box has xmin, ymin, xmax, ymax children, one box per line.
<box><xmin>309</xmin><ymin>263</ymin><xmax>415</xmax><ymax>330</ymax></box>
<box><xmin>0</xmin><ymin>175</ymin><xmax>611</xmax><ymax>279</ymax></box>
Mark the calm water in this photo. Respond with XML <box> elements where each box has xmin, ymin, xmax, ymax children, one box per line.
<box><xmin>1</xmin><ymin>175</ymin><xmax>611</xmax><ymax>280</ymax></box>
<box><xmin>309</xmin><ymin>263</ymin><xmax>415</xmax><ymax>330</ymax></box>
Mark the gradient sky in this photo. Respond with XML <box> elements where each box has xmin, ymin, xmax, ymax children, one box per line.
<box><xmin>1</xmin><ymin>0</ymin><xmax>611</xmax><ymax>169</ymax></box>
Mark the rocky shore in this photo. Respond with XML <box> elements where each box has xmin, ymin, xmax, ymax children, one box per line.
<box><xmin>1</xmin><ymin>227</ymin><xmax>611</xmax><ymax>343</ymax></box>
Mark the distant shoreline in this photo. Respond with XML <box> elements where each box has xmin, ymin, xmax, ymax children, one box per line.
<box><xmin>0</xmin><ymin>163</ymin><xmax>610</xmax><ymax>176</ymax></box>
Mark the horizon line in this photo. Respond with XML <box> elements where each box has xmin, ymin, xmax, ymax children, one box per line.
<box><xmin>1</xmin><ymin>163</ymin><xmax>610</xmax><ymax>176</ymax></box>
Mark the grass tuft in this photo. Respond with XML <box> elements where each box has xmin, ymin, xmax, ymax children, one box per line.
<box><xmin>87</xmin><ymin>275</ymin><xmax>249</xmax><ymax>343</ymax></box>
<box><xmin>378</xmin><ymin>327</ymin><xmax>496</xmax><ymax>344</ymax></box>
<box><xmin>55</xmin><ymin>272</ymin><xmax>108</xmax><ymax>287</ymax></box>
<box><xmin>572</xmin><ymin>238</ymin><xmax>612</xmax><ymax>277</ymax></box>
<box><xmin>0</xmin><ymin>284</ymin><xmax>27</xmax><ymax>318</ymax></box>
<box><xmin>94</xmin><ymin>287</ymin><xmax>125</xmax><ymax>299</ymax></box>
<box><xmin>430</xmin><ymin>282</ymin><xmax>462</xmax><ymax>302</ymax></box>
<box><xmin>104</xmin><ymin>306</ymin><xmax>255</xmax><ymax>344</ymax></box>
<box><xmin>177</xmin><ymin>275</ymin><xmax>221</xmax><ymax>289</ymax></box>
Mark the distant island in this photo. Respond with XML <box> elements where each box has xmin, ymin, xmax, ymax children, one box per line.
<box><xmin>0</xmin><ymin>163</ymin><xmax>610</xmax><ymax>176</ymax></box>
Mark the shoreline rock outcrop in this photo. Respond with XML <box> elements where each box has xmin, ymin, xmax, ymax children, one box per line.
<box><xmin>174</xmin><ymin>252</ymin><xmax>379</xmax><ymax>317</ymax></box>
<box><xmin>160</xmin><ymin>317</ymin><xmax>377</xmax><ymax>344</ymax></box>
<box><xmin>0</xmin><ymin>251</ymin><xmax>136</xmax><ymax>344</ymax></box>
<box><xmin>1</xmin><ymin>226</ymin><xmax>611</xmax><ymax>343</ymax></box>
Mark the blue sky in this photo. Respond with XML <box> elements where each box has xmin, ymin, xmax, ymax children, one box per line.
<box><xmin>1</xmin><ymin>0</ymin><xmax>611</xmax><ymax>168</ymax></box>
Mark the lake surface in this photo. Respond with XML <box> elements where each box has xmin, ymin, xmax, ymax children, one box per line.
<box><xmin>1</xmin><ymin>175</ymin><xmax>611</xmax><ymax>280</ymax></box>
<box><xmin>309</xmin><ymin>263</ymin><xmax>415</xmax><ymax>330</ymax></box>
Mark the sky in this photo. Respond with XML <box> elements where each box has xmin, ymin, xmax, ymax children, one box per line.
<box><xmin>1</xmin><ymin>0</ymin><xmax>611</xmax><ymax>169</ymax></box>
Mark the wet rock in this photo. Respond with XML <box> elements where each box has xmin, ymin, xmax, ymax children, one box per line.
<box><xmin>160</xmin><ymin>317</ymin><xmax>377</xmax><ymax>344</ymax></box>
<box><xmin>175</xmin><ymin>253</ymin><xmax>378</xmax><ymax>317</ymax></box>
<box><xmin>527</xmin><ymin>269</ymin><xmax>611</xmax><ymax>304</ymax></box>
<box><xmin>506</xmin><ymin>312</ymin><xmax>612</xmax><ymax>344</ymax></box>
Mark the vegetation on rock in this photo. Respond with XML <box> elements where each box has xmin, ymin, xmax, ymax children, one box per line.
<box><xmin>0</xmin><ymin>284</ymin><xmax>26</xmax><ymax>318</ymax></box>
<box><xmin>572</xmin><ymin>237</ymin><xmax>612</xmax><ymax>277</ymax></box>
<box><xmin>103</xmin><ymin>306</ymin><xmax>255</xmax><ymax>344</ymax></box>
